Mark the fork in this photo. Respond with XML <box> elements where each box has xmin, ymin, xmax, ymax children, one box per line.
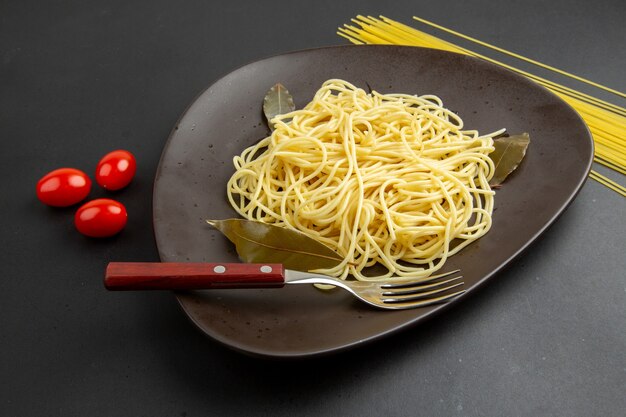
<box><xmin>104</xmin><ymin>262</ymin><xmax>465</xmax><ymax>310</ymax></box>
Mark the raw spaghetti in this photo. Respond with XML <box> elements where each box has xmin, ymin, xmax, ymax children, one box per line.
<box><xmin>227</xmin><ymin>79</ymin><xmax>505</xmax><ymax>281</ymax></box>
<box><xmin>338</xmin><ymin>15</ymin><xmax>626</xmax><ymax>197</ymax></box>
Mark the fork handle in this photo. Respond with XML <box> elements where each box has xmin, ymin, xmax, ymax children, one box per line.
<box><xmin>104</xmin><ymin>262</ymin><xmax>285</xmax><ymax>290</ymax></box>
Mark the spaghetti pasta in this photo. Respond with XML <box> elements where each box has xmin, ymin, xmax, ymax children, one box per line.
<box><xmin>227</xmin><ymin>80</ymin><xmax>504</xmax><ymax>280</ymax></box>
<box><xmin>338</xmin><ymin>15</ymin><xmax>626</xmax><ymax>197</ymax></box>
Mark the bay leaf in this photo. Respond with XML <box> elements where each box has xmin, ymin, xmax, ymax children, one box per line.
<box><xmin>262</xmin><ymin>83</ymin><xmax>295</xmax><ymax>131</ymax></box>
<box><xmin>207</xmin><ymin>218</ymin><xmax>343</xmax><ymax>272</ymax></box>
<box><xmin>489</xmin><ymin>133</ymin><xmax>530</xmax><ymax>186</ymax></box>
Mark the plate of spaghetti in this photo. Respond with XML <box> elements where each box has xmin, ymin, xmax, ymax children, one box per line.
<box><xmin>153</xmin><ymin>45</ymin><xmax>592</xmax><ymax>357</ymax></box>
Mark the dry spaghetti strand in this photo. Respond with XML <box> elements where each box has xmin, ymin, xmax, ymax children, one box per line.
<box><xmin>338</xmin><ymin>16</ymin><xmax>626</xmax><ymax>197</ymax></box>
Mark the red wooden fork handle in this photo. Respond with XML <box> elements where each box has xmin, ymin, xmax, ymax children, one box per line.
<box><xmin>104</xmin><ymin>262</ymin><xmax>285</xmax><ymax>290</ymax></box>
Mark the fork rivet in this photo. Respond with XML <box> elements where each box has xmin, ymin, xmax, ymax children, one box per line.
<box><xmin>260</xmin><ymin>265</ymin><xmax>272</xmax><ymax>273</ymax></box>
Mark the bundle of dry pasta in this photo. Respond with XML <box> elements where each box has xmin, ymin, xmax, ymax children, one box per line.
<box><xmin>338</xmin><ymin>15</ymin><xmax>626</xmax><ymax>197</ymax></box>
<box><xmin>227</xmin><ymin>79</ymin><xmax>504</xmax><ymax>280</ymax></box>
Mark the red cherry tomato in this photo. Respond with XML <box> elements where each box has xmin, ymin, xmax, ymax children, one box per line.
<box><xmin>95</xmin><ymin>150</ymin><xmax>136</xmax><ymax>191</ymax></box>
<box><xmin>36</xmin><ymin>168</ymin><xmax>92</xmax><ymax>207</ymax></box>
<box><xmin>74</xmin><ymin>199</ymin><xmax>127</xmax><ymax>237</ymax></box>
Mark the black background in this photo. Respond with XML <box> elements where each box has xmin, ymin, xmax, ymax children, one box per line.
<box><xmin>2</xmin><ymin>1</ymin><xmax>625</xmax><ymax>416</ymax></box>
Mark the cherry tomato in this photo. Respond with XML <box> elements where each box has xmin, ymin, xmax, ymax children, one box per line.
<box><xmin>74</xmin><ymin>199</ymin><xmax>127</xmax><ymax>237</ymax></box>
<box><xmin>95</xmin><ymin>150</ymin><xmax>136</xmax><ymax>191</ymax></box>
<box><xmin>36</xmin><ymin>168</ymin><xmax>92</xmax><ymax>207</ymax></box>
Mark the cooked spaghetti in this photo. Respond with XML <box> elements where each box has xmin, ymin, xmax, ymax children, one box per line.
<box><xmin>227</xmin><ymin>79</ymin><xmax>504</xmax><ymax>280</ymax></box>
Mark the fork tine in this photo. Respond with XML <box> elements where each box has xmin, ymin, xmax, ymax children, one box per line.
<box><xmin>381</xmin><ymin>281</ymin><xmax>464</xmax><ymax>303</ymax></box>
<box><xmin>381</xmin><ymin>275</ymin><xmax>463</xmax><ymax>296</ymax></box>
<box><xmin>381</xmin><ymin>289</ymin><xmax>466</xmax><ymax>309</ymax></box>
<box><xmin>380</xmin><ymin>269</ymin><xmax>460</xmax><ymax>288</ymax></box>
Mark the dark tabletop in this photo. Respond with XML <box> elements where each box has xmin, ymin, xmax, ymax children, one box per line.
<box><xmin>2</xmin><ymin>1</ymin><xmax>625</xmax><ymax>416</ymax></box>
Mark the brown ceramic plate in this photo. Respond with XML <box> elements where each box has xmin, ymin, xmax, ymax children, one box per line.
<box><xmin>153</xmin><ymin>45</ymin><xmax>592</xmax><ymax>358</ymax></box>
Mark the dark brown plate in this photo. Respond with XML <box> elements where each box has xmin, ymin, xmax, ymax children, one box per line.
<box><xmin>153</xmin><ymin>45</ymin><xmax>592</xmax><ymax>358</ymax></box>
